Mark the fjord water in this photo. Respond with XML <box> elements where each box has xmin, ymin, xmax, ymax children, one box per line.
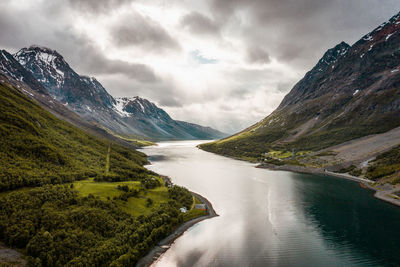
<box><xmin>140</xmin><ymin>141</ymin><xmax>400</xmax><ymax>267</ymax></box>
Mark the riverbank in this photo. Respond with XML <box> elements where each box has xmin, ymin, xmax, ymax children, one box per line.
<box><xmin>257</xmin><ymin>163</ymin><xmax>400</xmax><ymax>207</ymax></box>
<box><xmin>136</xmin><ymin>191</ymin><xmax>218</xmax><ymax>267</ymax></box>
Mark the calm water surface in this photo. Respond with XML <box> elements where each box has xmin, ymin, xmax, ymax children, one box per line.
<box><xmin>140</xmin><ymin>141</ymin><xmax>400</xmax><ymax>267</ymax></box>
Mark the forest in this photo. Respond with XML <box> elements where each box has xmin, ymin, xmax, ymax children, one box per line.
<box><xmin>0</xmin><ymin>184</ymin><xmax>193</xmax><ymax>266</ymax></box>
<box><xmin>0</xmin><ymin>83</ymin><xmax>196</xmax><ymax>266</ymax></box>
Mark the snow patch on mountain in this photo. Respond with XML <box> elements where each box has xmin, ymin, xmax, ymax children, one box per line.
<box><xmin>113</xmin><ymin>98</ymin><xmax>131</xmax><ymax>117</ymax></box>
<box><xmin>14</xmin><ymin>46</ymin><xmax>66</xmax><ymax>88</ymax></box>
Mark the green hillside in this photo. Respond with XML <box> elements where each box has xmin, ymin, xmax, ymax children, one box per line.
<box><xmin>366</xmin><ymin>145</ymin><xmax>400</xmax><ymax>183</ymax></box>
<box><xmin>0</xmin><ymin>82</ymin><xmax>149</xmax><ymax>191</ymax></box>
<box><xmin>0</xmin><ymin>83</ymin><xmax>200</xmax><ymax>266</ymax></box>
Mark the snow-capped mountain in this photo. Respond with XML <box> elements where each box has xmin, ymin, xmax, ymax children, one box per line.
<box><xmin>14</xmin><ymin>46</ymin><xmax>115</xmax><ymax>109</ymax></box>
<box><xmin>0</xmin><ymin>49</ymin><xmax>131</xmax><ymax>145</ymax></box>
<box><xmin>114</xmin><ymin>96</ymin><xmax>226</xmax><ymax>140</ymax></box>
<box><xmin>0</xmin><ymin>49</ymin><xmax>47</xmax><ymax>95</ymax></box>
<box><xmin>10</xmin><ymin>46</ymin><xmax>226</xmax><ymax>140</ymax></box>
<box><xmin>114</xmin><ymin>97</ymin><xmax>171</xmax><ymax>119</ymax></box>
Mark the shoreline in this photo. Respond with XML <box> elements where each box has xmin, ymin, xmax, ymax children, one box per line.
<box><xmin>136</xmin><ymin>191</ymin><xmax>218</xmax><ymax>267</ymax></box>
<box><xmin>257</xmin><ymin>163</ymin><xmax>400</xmax><ymax>207</ymax></box>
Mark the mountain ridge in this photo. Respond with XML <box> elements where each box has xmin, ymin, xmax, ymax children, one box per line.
<box><xmin>9</xmin><ymin>45</ymin><xmax>226</xmax><ymax>141</ymax></box>
<box><xmin>200</xmin><ymin>11</ymin><xmax>400</xmax><ymax>183</ymax></box>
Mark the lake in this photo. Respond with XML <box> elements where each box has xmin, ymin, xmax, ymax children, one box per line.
<box><xmin>140</xmin><ymin>141</ymin><xmax>400</xmax><ymax>267</ymax></box>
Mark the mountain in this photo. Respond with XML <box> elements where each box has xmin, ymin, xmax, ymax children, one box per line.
<box><xmin>200</xmin><ymin>11</ymin><xmax>400</xmax><ymax>182</ymax></box>
<box><xmin>13</xmin><ymin>46</ymin><xmax>226</xmax><ymax>140</ymax></box>
<box><xmin>0</xmin><ymin>80</ymin><xmax>198</xmax><ymax>266</ymax></box>
<box><xmin>0</xmin><ymin>49</ymin><xmax>48</xmax><ymax>95</ymax></box>
<box><xmin>14</xmin><ymin>46</ymin><xmax>115</xmax><ymax>108</ymax></box>
<box><xmin>0</xmin><ymin>49</ymin><xmax>135</xmax><ymax>146</ymax></box>
<box><xmin>115</xmin><ymin>96</ymin><xmax>226</xmax><ymax>140</ymax></box>
<box><xmin>13</xmin><ymin>46</ymin><xmax>136</xmax><ymax>137</ymax></box>
<box><xmin>0</xmin><ymin>80</ymin><xmax>149</xmax><ymax>191</ymax></box>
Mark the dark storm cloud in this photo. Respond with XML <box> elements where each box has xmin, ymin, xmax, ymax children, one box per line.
<box><xmin>181</xmin><ymin>12</ymin><xmax>220</xmax><ymax>35</ymax></box>
<box><xmin>79</xmin><ymin>47</ymin><xmax>158</xmax><ymax>82</ymax></box>
<box><xmin>0</xmin><ymin>1</ymin><xmax>61</xmax><ymax>50</ymax></box>
<box><xmin>50</xmin><ymin>31</ymin><xmax>158</xmax><ymax>82</ymax></box>
<box><xmin>1</xmin><ymin>0</ymin><xmax>400</xmax><ymax>133</ymax></box>
<box><xmin>0</xmin><ymin>0</ymin><xmax>158</xmax><ymax>83</ymax></box>
<box><xmin>210</xmin><ymin>0</ymin><xmax>400</xmax><ymax>67</ymax></box>
<box><xmin>158</xmin><ymin>97</ymin><xmax>183</xmax><ymax>107</ymax></box>
<box><xmin>276</xmin><ymin>81</ymin><xmax>295</xmax><ymax>93</ymax></box>
<box><xmin>246</xmin><ymin>46</ymin><xmax>270</xmax><ymax>64</ymax></box>
<box><xmin>111</xmin><ymin>13</ymin><xmax>180</xmax><ymax>52</ymax></box>
<box><xmin>0</xmin><ymin>11</ymin><xmax>22</xmax><ymax>49</ymax></box>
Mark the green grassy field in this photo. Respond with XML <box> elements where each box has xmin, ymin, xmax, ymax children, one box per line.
<box><xmin>72</xmin><ymin>178</ymin><xmax>207</xmax><ymax>218</ymax></box>
<box><xmin>73</xmin><ymin>179</ymin><xmax>141</xmax><ymax>200</ymax></box>
<box><xmin>73</xmin><ymin>176</ymin><xmax>169</xmax><ymax>217</ymax></box>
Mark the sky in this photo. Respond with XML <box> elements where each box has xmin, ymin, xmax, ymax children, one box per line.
<box><xmin>1</xmin><ymin>0</ymin><xmax>400</xmax><ymax>133</ymax></box>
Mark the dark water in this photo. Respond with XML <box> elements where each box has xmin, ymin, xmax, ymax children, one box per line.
<box><xmin>140</xmin><ymin>141</ymin><xmax>400</xmax><ymax>267</ymax></box>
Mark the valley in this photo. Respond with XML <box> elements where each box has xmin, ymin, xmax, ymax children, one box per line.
<box><xmin>0</xmin><ymin>3</ymin><xmax>399</xmax><ymax>267</ymax></box>
<box><xmin>0</xmin><ymin>82</ymin><xmax>211</xmax><ymax>266</ymax></box>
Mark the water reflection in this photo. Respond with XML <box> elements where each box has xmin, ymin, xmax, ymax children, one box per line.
<box><xmin>140</xmin><ymin>141</ymin><xmax>400</xmax><ymax>267</ymax></box>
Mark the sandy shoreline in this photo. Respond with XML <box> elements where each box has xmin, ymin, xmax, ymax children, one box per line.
<box><xmin>136</xmin><ymin>191</ymin><xmax>218</xmax><ymax>267</ymax></box>
<box><xmin>257</xmin><ymin>163</ymin><xmax>400</xmax><ymax>207</ymax></box>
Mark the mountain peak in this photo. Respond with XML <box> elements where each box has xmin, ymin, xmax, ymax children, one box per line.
<box><xmin>14</xmin><ymin>45</ymin><xmax>68</xmax><ymax>90</ymax></box>
<box><xmin>14</xmin><ymin>45</ymin><xmax>115</xmax><ymax>109</ymax></box>
<box><xmin>28</xmin><ymin>45</ymin><xmax>58</xmax><ymax>53</ymax></box>
<box><xmin>114</xmin><ymin>96</ymin><xmax>162</xmax><ymax>117</ymax></box>
<box><xmin>313</xmin><ymin>41</ymin><xmax>350</xmax><ymax>71</ymax></box>
<box><xmin>16</xmin><ymin>45</ymin><xmax>65</xmax><ymax>65</ymax></box>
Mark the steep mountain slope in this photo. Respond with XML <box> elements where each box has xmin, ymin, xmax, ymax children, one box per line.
<box><xmin>13</xmin><ymin>46</ymin><xmax>136</xmax><ymax>137</ymax></box>
<box><xmin>0</xmin><ymin>81</ymin><xmax>199</xmax><ymax>266</ymax></box>
<box><xmin>0</xmin><ymin>49</ymin><xmax>48</xmax><ymax>95</ymax></box>
<box><xmin>0</xmin><ymin>49</ymin><xmax>135</xmax><ymax>146</ymax></box>
<box><xmin>14</xmin><ymin>46</ymin><xmax>115</xmax><ymax>108</ymax></box>
<box><xmin>13</xmin><ymin>46</ymin><xmax>226</xmax><ymax>140</ymax></box>
<box><xmin>0</xmin><ymin>81</ymin><xmax>149</xmax><ymax>191</ymax></box>
<box><xmin>200</xmin><ymin>11</ymin><xmax>400</xmax><ymax>167</ymax></box>
<box><xmin>115</xmin><ymin>97</ymin><xmax>226</xmax><ymax>140</ymax></box>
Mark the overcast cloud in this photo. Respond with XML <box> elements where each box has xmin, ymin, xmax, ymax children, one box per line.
<box><xmin>1</xmin><ymin>0</ymin><xmax>400</xmax><ymax>133</ymax></box>
<box><xmin>181</xmin><ymin>12</ymin><xmax>221</xmax><ymax>36</ymax></box>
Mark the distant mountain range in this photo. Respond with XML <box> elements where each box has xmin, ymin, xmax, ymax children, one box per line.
<box><xmin>200</xmin><ymin>11</ymin><xmax>400</xmax><ymax>183</ymax></box>
<box><xmin>0</xmin><ymin>45</ymin><xmax>225</xmax><ymax>141</ymax></box>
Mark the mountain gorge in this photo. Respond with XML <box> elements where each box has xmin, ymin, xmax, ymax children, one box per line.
<box><xmin>2</xmin><ymin>45</ymin><xmax>225</xmax><ymax>141</ymax></box>
<box><xmin>200</xmin><ymin>11</ymin><xmax>400</xmax><ymax>183</ymax></box>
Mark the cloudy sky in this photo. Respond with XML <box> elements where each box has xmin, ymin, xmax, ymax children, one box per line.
<box><xmin>1</xmin><ymin>0</ymin><xmax>400</xmax><ymax>133</ymax></box>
